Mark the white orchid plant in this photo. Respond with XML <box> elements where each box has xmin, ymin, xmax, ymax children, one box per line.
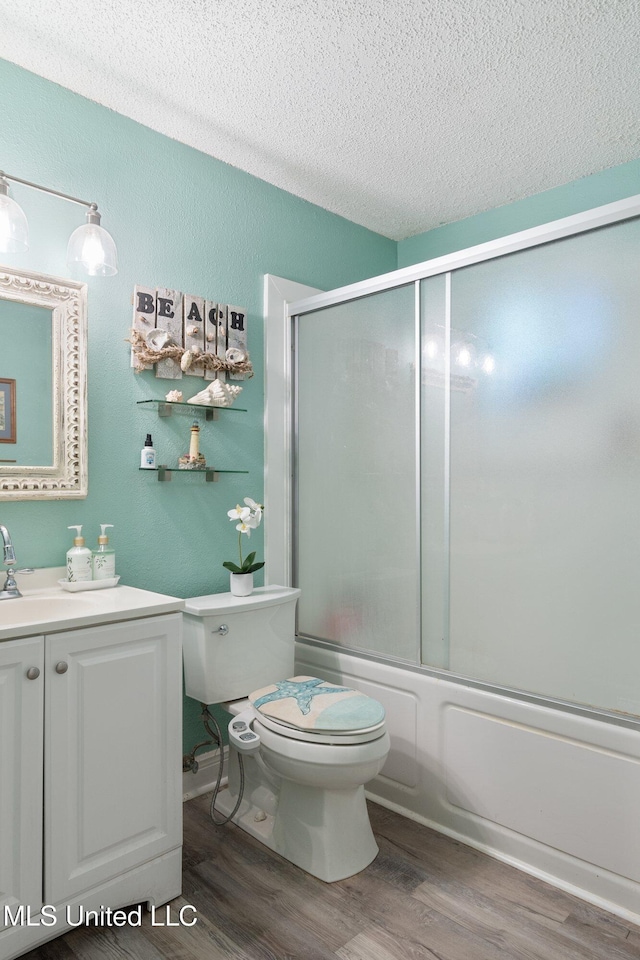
<box><xmin>223</xmin><ymin>497</ymin><xmax>265</xmax><ymax>575</ymax></box>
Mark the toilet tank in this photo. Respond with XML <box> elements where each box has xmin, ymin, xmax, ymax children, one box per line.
<box><xmin>182</xmin><ymin>585</ymin><xmax>301</xmax><ymax>704</ymax></box>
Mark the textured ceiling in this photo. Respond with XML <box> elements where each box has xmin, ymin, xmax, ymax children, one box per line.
<box><xmin>1</xmin><ymin>0</ymin><xmax>639</xmax><ymax>240</ymax></box>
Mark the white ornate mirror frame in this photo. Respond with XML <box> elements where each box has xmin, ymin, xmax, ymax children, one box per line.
<box><xmin>0</xmin><ymin>266</ymin><xmax>87</xmax><ymax>500</ymax></box>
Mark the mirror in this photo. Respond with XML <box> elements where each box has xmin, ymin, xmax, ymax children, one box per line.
<box><xmin>0</xmin><ymin>266</ymin><xmax>87</xmax><ymax>500</ymax></box>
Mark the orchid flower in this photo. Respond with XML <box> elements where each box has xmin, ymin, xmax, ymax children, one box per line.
<box><xmin>244</xmin><ymin>497</ymin><xmax>263</xmax><ymax>526</ymax></box>
<box><xmin>228</xmin><ymin>504</ymin><xmax>250</xmax><ymax>523</ymax></box>
<box><xmin>223</xmin><ymin>497</ymin><xmax>266</xmax><ymax>575</ymax></box>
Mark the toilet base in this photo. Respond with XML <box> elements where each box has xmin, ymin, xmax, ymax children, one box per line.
<box><xmin>215</xmin><ymin>748</ymin><xmax>379</xmax><ymax>882</ymax></box>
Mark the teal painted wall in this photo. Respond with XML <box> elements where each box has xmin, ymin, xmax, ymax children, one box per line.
<box><xmin>0</xmin><ymin>58</ymin><xmax>396</xmax><ymax>750</ymax></box>
<box><xmin>398</xmin><ymin>159</ymin><xmax>640</xmax><ymax>266</ymax></box>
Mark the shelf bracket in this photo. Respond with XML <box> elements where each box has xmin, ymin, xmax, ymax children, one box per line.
<box><xmin>154</xmin><ymin>466</ymin><xmax>219</xmax><ymax>481</ymax></box>
<box><xmin>156</xmin><ymin>401</ymin><xmax>218</xmax><ymax>420</ymax></box>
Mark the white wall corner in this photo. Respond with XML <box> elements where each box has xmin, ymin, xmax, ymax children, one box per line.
<box><xmin>263</xmin><ymin>275</ymin><xmax>321</xmax><ymax>587</ymax></box>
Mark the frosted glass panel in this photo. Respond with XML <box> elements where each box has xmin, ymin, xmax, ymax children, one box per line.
<box><xmin>295</xmin><ymin>285</ymin><xmax>419</xmax><ymax>661</ymax></box>
<box><xmin>446</xmin><ymin>218</ymin><xmax>640</xmax><ymax>716</ymax></box>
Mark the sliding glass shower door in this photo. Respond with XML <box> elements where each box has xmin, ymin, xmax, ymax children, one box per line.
<box><xmin>295</xmin><ymin>284</ymin><xmax>419</xmax><ymax>662</ymax></box>
<box><xmin>436</xmin><ymin>218</ymin><xmax>640</xmax><ymax>715</ymax></box>
<box><xmin>294</xmin><ymin>208</ymin><xmax>640</xmax><ymax>720</ymax></box>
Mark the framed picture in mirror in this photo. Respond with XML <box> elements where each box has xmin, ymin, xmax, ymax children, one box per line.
<box><xmin>0</xmin><ymin>378</ymin><xmax>16</xmax><ymax>444</ymax></box>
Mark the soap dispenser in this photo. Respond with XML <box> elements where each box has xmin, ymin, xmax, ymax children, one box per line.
<box><xmin>92</xmin><ymin>524</ymin><xmax>115</xmax><ymax>580</ymax></box>
<box><xmin>66</xmin><ymin>525</ymin><xmax>92</xmax><ymax>582</ymax></box>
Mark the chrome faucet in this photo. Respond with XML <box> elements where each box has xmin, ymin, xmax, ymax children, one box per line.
<box><xmin>0</xmin><ymin>524</ymin><xmax>22</xmax><ymax>599</ymax></box>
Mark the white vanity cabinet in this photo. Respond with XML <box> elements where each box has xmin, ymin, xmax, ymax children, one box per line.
<box><xmin>0</xmin><ymin>637</ymin><xmax>44</xmax><ymax>929</ymax></box>
<box><xmin>0</xmin><ymin>610</ymin><xmax>182</xmax><ymax>960</ymax></box>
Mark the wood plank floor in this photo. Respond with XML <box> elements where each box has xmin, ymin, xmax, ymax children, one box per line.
<box><xmin>25</xmin><ymin>794</ymin><xmax>640</xmax><ymax>960</ymax></box>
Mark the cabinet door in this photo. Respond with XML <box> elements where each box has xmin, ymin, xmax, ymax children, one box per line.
<box><xmin>0</xmin><ymin>637</ymin><xmax>44</xmax><ymax>930</ymax></box>
<box><xmin>45</xmin><ymin>614</ymin><xmax>182</xmax><ymax>904</ymax></box>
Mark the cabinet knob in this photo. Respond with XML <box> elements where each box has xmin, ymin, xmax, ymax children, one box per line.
<box><xmin>55</xmin><ymin>661</ymin><xmax>68</xmax><ymax>675</ymax></box>
<box><xmin>26</xmin><ymin>666</ymin><xmax>40</xmax><ymax>680</ymax></box>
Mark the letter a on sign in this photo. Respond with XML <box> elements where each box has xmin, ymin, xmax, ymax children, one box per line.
<box><xmin>183</xmin><ymin>295</ymin><xmax>205</xmax><ymax>377</ymax></box>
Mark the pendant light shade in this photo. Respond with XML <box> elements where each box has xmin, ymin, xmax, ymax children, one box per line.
<box><xmin>0</xmin><ymin>176</ymin><xmax>29</xmax><ymax>253</ymax></box>
<box><xmin>66</xmin><ymin>203</ymin><xmax>118</xmax><ymax>276</ymax></box>
<box><xmin>0</xmin><ymin>170</ymin><xmax>118</xmax><ymax>277</ymax></box>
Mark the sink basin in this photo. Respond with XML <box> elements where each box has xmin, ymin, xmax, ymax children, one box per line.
<box><xmin>0</xmin><ymin>569</ymin><xmax>183</xmax><ymax>642</ymax></box>
<box><xmin>0</xmin><ymin>594</ymin><xmax>92</xmax><ymax>626</ymax></box>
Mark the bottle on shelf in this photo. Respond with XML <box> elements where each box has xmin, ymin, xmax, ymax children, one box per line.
<box><xmin>140</xmin><ymin>434</ymin><xmax>156</xmax><ymax>469</ymax></box>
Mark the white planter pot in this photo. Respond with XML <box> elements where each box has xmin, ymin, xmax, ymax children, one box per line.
<box><xmin>230</xmin><ymin>572</ymin><xmax>253</xmax><ymax>597</ymax></box>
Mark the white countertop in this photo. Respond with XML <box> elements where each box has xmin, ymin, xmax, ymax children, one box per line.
<box><xmin>0</xmin><ymin>568</ymin><xmax>184</xmax><ymax>641</ymax></box>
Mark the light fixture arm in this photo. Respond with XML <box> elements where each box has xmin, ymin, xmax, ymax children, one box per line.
<box><xmin>0</xmin><ymin>170</ymin><xmax>97</xmax><ymax>211</ymax></box>
<box><xmin>0</xmin><ymin>169</ymin><xmax>117</xmax><ymax>276</ymax></box>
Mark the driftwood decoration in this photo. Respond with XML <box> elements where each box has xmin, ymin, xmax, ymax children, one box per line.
<box><xmin>128</xmin><ymin>330</ymin><xmax>253</xmax><ymax>379</ymax></box>
<box><xmin>204</xmin><ymin>301</ymin><xmax>220</xmax><ymax>382</ymax></box>
<box><xmin>129</xmin><ymin>286</ymin><xmax>251</xmax><ymax>381</ymax></box>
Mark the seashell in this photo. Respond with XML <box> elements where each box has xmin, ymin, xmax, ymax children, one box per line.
<box><xmin>186</xmin><ymin>379</ymin><xmax>243</xmax><ymax>407</ymax></box>
<box><xmin>186</xmin><ymin>324</ymin><xmax>200</xmax><ymax>336</ymax></box>
<box><xmin>165</xmin><ymin>390</ymin><xmax>183</xmax><ymax>402</ymax></box>
<box><xmin>226</xmin><ymin>347</ymin><xmax>246</xmax><ymax>364</ymax></box>
<box><xmin>206</xmin><ymin>332</ymin><xmax>215</xmax><ymax>342</ymax></box>
<box><xmin>146</xmin><ymin>329</ymin><xmax>176</xmax><ymax>350</ymax></box>
<box><xmin>180</xmin><ymin>349</ymin><xmax>194</xmax><ymax>371</ymax></box>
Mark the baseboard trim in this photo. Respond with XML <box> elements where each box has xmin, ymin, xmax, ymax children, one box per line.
<box><xmin>182</xmin><ymin>747</ymin><xmax>229</xmax><ymax>800</ymax></box>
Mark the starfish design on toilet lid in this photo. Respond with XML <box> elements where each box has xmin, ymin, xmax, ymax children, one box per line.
<box><xmin>252</xmin><ymin>677</ymin><xmax>351</xmax><ymax>715</ymax></box>
<box><xmin>249</xmin><ymin>676</ymin><xmax>386</xmax><ymax>732</ymax></box>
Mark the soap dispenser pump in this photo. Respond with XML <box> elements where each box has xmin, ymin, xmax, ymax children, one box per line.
<box><xmin>92</xmin><ymin>524</ymin><xmax>115</xmax><ymax>580</ymax></box>
<box><xmin>66</xmin><ymin>525</ymin><xmax>92</xmax><ymax>582</ymax></box>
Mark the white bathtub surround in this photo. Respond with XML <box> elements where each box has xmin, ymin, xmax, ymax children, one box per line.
<box><xmin>296</xmin><ymin>640</ymin><xmax>640</xmax><ymax>927</ymax></box>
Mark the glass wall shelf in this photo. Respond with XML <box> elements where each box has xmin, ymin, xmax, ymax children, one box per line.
<box><xmin>139</xmin><ymin>466</ymin><xmax>249</xmax><ymax>483</ymax></box>
<box><xmin>137</xmin><ymin>399</ymin><xmax>246</xmax><ymax>421</ymax></box>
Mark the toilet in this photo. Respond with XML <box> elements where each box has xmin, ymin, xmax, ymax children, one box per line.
<box><xmin>182</xmin><ymin>585</ymin><xmax>390</xmax><ymax>882</ymax></box>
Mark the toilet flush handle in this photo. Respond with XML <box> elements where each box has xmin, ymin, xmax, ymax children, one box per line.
<box><xmin>216</xmin><ymin>624</ymin><xmax>229</xmax><ymax>636</ymax></box>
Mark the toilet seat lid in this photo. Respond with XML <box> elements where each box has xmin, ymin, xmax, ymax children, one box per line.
<box><xmin>248</xmin><ymin>675</ymin><xmax>385</xmax><ymax>734</ymax></box>
<box><xmin>252</xmin><ymin>710</ymin><xmax>386</xmax><ymax>745</ymax></box>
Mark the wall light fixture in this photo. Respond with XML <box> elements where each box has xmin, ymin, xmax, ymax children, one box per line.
<box><xmin>0</xmin><ymin>170</ymin><xmax>118</xmax><ymax>276</ymax></box>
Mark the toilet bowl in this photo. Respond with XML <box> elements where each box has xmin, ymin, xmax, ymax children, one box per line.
<box><xmin>216</xmin><ymin>695</ymin><xmax>390</xmax><ymax>881</ymax></box>
<box><xmin>182</xmin><ymin>586</ymin><xmax>391</xmax><ymax>882</ymax></box>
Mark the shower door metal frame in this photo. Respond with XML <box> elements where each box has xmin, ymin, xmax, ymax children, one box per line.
<box><xmin>277</xmin><ymin>193</ymin><xmax>640</xmax><ymax>731</ymax></box>
<box><xmin>289</xmin><ymin>194</ymin><xmax>640</xmax><ymax>315</ymax></box>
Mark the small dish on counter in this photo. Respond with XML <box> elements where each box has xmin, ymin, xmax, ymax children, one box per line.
<box><xmin>58</xmin><ymin>576</ymin><xmax>121</xmax><ymax>592</ymax></box>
